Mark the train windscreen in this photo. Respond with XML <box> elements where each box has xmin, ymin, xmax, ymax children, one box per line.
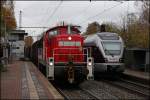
<box><xmin>102</xmin><ymin>42</ymin><xmax>121</xmax><ymax>55</ymax></box>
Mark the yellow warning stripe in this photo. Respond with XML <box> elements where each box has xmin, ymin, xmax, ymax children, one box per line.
<box><xmin>30</xmin><ymin>62</ymin><xmax>64</xmax><ymax>99</ymax></box>
<box><xmin>25</xmin><ymin>62</ymin><xmax>39</xmax><ymax>99</ymax></box>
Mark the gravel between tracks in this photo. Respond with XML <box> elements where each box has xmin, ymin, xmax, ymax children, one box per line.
<box><xmin>79</xmin><ymin>80</ymin><xmax>146</xmax><ymax>99</ymax></box>
<box><xmin>61</xmin><ymin>87</ymin><xmax>95</xmax><ymax>99</ymax></box>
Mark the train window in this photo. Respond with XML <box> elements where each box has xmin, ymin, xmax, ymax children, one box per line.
<box><xmin>71</xmin><ymin>31</ymin><xmax>76</xmax><ymax>34</ymax></box>
<box><xmin>102</xmin><ymin>42</ymin><xmax>121</xmax><ymax>55</ymax></box>
<box><xmin>49</xmin><ymin>31</ymin><xmax>52</xmax><ymax>35</ymax></box>
<box><xmin>103</xmin><ymin>42</ymin><xmax>121</xmax><ymax>50</ymax></box>
<box><xmin>71</xmin><ymin>29</ymin><xmax>79</xmax><ymax>34</ymax></box>
<box><xmin>53</xmin><ymin>30</ymin><xmax>58</xmax><ymax>35</ymax></box>
<box><xmin>49</xmin><ymin>30</ymin><xmax>58</xmax><ymax>36</ymax></box>
<box><xmin>68</xmin><ymin>26</ymin><xmax>80</xmax><ymax>34</ymax></box>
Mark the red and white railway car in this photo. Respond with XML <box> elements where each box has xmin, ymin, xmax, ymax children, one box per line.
<box><xmin>35</xmin><ymin>25</ymin><xmax>94</xmax><ymax>83</ymax></box>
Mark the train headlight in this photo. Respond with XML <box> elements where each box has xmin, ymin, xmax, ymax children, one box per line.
<box><xmin>119</xmin><ymin>58</ymin><xmax>124</xmax><ymax>63</ymax></box>
<box><xmin>88</xmin><ymin>62</ymin><xmax>92</xmax><ymax>66</ymax></box>
<box><xmin>49</xmin><ymin>62</ymin><xmax>53</xmax><ymax>66</ymax></box>
<box><xmin>68</xmin><ymin>36</ymin><xmax>72</xmax><ymax>40</ymax></box>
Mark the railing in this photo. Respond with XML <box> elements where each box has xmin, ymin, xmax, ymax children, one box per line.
<box><xmin>53</xmin><ymin>48</ymin><xmax>88</xmax><ymax>63</ymax></box>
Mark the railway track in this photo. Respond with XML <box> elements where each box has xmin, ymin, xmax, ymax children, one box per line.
<box><xmin>121</xmin><ymin>74</ymin><xmax>150</xmax><ymax>86</ymax></box>
<box><xmin>51</xmin><ymin>81</ymin><xmax>100</xmax><ymax>100</ymax></box>
<box><xmin>50</xmin><ymin>78</ymin><xmax>149</xmax><ymax>99</ymax></box>
<box><xmin>120</xmin><ymin>79</ymin><xmax>150</xmax><ymax>92</ymax></box>
<box><xmin>103</xmin><ymin>79</ymin><xmax>150</xmax><ymax>98</ymax></box>
<box><xmin>80</xmin><ymin>80</ymin><xmax>146</xmax><ymax>99</ymax></box>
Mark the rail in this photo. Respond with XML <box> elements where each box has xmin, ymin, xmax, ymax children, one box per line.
<box><xmin>103</xmin><ymin>79</ymin><xmax>150</xmax><ymax>98</ymax></box>
<box><xmin>51</xmin><ymin>81</ymin><xmax>100</xmax><ymax>99</ymax></box>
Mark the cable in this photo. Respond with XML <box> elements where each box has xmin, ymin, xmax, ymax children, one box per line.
<box><xmin>43</xmin><ymin>1</ymin><xmax>63</xmax><ymax>26</ymax></box>
<box><xmin>78</xmin><ymin>1</ymin><xmax>124</xmax><ymax>25</ymax></box>
<box><xmin>70</xmin><ymin>2</ymin><xmax>92</xmax><ymax>22</ymax></box>
<box><xmin>33</xmin><ymin>1</ymin><xmax>63</xmax><ymax>36</ymax></box>
<box><xmin>38</xmin><ymin>2</ymin><xmax>55</xmax><ymax>26</ymax></box>
<box><xmin>34</xmin><ymin>5</ymin><xmax>50</xmax><ymax>25</ymax></box>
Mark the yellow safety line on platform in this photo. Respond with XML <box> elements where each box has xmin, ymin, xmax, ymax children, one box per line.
<box><xmin>25</xmin><ymin>62</ymin><xmax>39</xmax><ymax>99</ymax></box>
<box><xmin>30</xmin><ymin>62</ymin><xmax>64</xmax><ymax>99</ymax></box>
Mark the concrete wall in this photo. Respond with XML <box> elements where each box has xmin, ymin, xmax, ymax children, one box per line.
<box><xmin>124</xmin><ymin>49</ymin><xmax>149</xmax><ymax>72</ymax></box>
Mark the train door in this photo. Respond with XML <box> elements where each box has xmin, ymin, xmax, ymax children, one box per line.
<box><xmin>91</xmin><ymin>46</ymin><xmax>105</xmax><ymax>63</ymax></box>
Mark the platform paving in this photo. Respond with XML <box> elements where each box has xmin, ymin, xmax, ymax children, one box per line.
<box><xmin>1</xmin><ymin>60</ymin><xmax>63</xmax><ymax>99</ymax></box>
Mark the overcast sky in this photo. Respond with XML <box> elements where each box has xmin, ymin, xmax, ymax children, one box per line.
<box><xmin>14</xmin><ymin>1</ymin><xmax>139</xmax><ymax>41</ymax></box>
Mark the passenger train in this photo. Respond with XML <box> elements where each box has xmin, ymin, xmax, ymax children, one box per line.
<box><xmin>84</xmin><ymin>32</ymin><xmax>125</xmax><ymax>75</ymax></box>
<box><xmin>30</xmin><ymin>24</ymin><xmax>94</xmax><ymax>84</ymax></box>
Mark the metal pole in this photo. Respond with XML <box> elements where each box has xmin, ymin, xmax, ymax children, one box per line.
<box><xmin>67</xmin><ymin>24</ymin><xmax>71</xmax><ymax>34</ymax></box>
<box><xmin>3</xmin><ymin>19</ymin><xmax>8</xmax><ymax>67</ymax></box>
<box><xmin>19</xmin><ymin>10</ymin><xmax>22</xmax><ymax>29</ymax></box>
<box><xmin>10</xmin><ymin>41</ymin><xmax>13</xmax><ymax>64</ymax></box>
<box><xmin>4</xmin><ymin>20</ymin><xmax>6</xmax><ymax>59</ymax></box>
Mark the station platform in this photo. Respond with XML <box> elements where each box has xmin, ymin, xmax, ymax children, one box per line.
<box><xmin>0</xmin><ymin>60</ymin><xmax>64</xmax><ymax>99</ymax></box>
<box><xmin>123</xmin><ymin>68</ymin><xmax>150</xmax><ymax>80</ymax></box>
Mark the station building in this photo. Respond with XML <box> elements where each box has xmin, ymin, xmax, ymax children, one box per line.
<box><xmin>8</xmin><ymin>30</ymin><xmax>27</xmax><ymax>59</ymax></box>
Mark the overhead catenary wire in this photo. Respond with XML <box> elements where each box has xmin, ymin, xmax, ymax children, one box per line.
<box><xmin>33</xmin><ymin>3</ymin><xmax>53</xmax><ymax>36</ymax></box>
<box><xmin>19</xmin><ymin>2</ymin><xmax>53</xmax><ymax>37</ymax></box>
<box><xmin>33</xmin><ymin>1</ymin><xmax>63</xmax><ymax>36</ymax></box>
<box><xmin>70</xmin><ymin>2</ymin><xmax>92</xmax><ymax>22</ymax></box>
<box><xmin>28</xmin><ymin>1</ymin><xmax>124</xmax><ymax>37</ymax></box>
<box><xmin>38</xmin><ymin>1</ymin><xmax>58</xmax><ymax>26</ymax></box>
<box><xmin>35</xmin><ymin>3</ymin><xmax>52</xmax><ymax>26</ymax></box>
<box><xmin>43</xmin><ymin>1</ymin><xmax>63</xmax><ymax>27</ymax></box>
<box><xmin>78</xmin><ymin>1</ymin><xmax>124</xmax><ymax>25</ymax></box>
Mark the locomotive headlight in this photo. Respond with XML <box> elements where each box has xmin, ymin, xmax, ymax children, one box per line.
<box><xmin>68</xmin><ymin>36</ymin><xmax>72</xmax><ymax>40</ymax></box>
<box><xmin>49</xmin><ymin>62</ymin><xmax>53</xmax><ymax>66</ymax></box>
<box><xmin>88</xmin><ymin>62</ymin><xmax>92</xmax><ymax>66</ymax></box>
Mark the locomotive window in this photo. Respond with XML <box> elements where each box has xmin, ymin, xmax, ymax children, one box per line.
<box><xmin>49</xmin><ymin>30</ymin><xmax>58</xmax><ymax>36</ymax></box>
<box><xmin>71</xmin><ymin>30</ymin><xmax>79</xmax><ymax>34</ymax></box>
<box><xmin>49</xmin><ymin>31</ymin><xmax>53</xmax><ymax>35</ymax></box>
<box><xmin>53</xmin><ymin>30</ymin><xmax>58</xmax><ymax>35</ymax></box>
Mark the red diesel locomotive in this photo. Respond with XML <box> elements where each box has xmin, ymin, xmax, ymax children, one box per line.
<box><xmin>30</xmin><ymin>24</ymin><xmax>94</xmax><ymax>83</ymax></box>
